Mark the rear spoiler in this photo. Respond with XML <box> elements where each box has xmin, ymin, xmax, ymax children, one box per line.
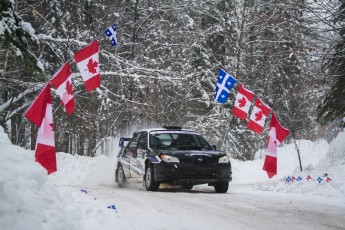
<box><xmin>119</xmin><ymin>137</ymin><xmax>131</xmax><ymax>148</ymax></box>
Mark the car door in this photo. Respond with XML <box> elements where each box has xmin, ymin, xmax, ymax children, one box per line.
<box><xmin>130</xmin><ymin>131</ymin><xmax>147</xmax><ymax>178</ymax></box>
<box><xmin>122</xmin><ymin>133</ymin><xmax>140</xmax><ymax>178</ymax></box>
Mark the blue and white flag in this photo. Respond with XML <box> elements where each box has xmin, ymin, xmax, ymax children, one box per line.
<box><xmin>317</xmin><ymin>177</ymin><xmax>323</xmax><ymax>184</ymax></box>
<box><xmin>214</xmin><ymin>69</ymin><xmax>237</xmax><ymax>104</ymax></box>
<box><xmin>105</xmin><ymin>24</ymin><xmax>118</xmax><ymax>46</ymax></box>
<box><xmin>107</xmin><ymin>204</ymin><xmax>118</xmax><ymax>213</ymax></box>
<box><xmin>285</xmin><ymin>176</ymin><xmax>291</xmax><ymax>183</ymax></box>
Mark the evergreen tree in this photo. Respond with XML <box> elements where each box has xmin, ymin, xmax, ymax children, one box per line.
<box><xmin>0</xmin><ymin>0</ymin><xmax>44</xmax><ymax>145</ymax></box>
<box><xmin>317</xmin><ymin>0</ymin><xmax>345</xmax><ymax>127</ymax></box>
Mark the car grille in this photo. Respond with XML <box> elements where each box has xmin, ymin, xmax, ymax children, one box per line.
<box><xmin>179</xmin><ymin>156</ymin><xmax>218</xmax><ymax>165</ymax></box>
<box><xmin>178</xmin><ymin>156</ymin><xmax>219</xmax><ymax>178</ymax></box>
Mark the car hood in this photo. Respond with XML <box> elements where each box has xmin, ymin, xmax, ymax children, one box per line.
<box><xmin>158</xmin><ymin>150</ymin><xmax>226</xmax><ymax>158</ymax></box>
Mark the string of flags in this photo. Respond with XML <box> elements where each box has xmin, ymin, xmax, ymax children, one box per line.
<box><xmin>284</xmin><ymin>174</ymin><xmax>332</xmax><ymax>184</ymax></box>
<box><xmin>24</xmin><ymin>24</ymin><xmax>117</xmax><ymax>174</ymax></box>
<box><xmin>214</xmin><ymin>68</ymin><xmax>290</xmax><ymax>179</ymax></box>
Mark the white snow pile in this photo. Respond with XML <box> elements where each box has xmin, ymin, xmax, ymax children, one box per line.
<box><xmin>0</xmin><ymin>127</ymin><xmax>80</xmax><ymax>230</ymax></box>
<box><xmin>253</xmin><ymin>131</ymin><xmax>345</xmax><ymax>198</ymax></box>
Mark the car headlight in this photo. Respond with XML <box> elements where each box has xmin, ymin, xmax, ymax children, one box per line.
<box><xmin>218</xmin><ymin>155</ymin><xmax>230</xmax><ymax>163</ymax></box>
<box><xmin>160</xmin><ymin>154</ymin><xmax>180</xmax><ymax>163</ymax></box>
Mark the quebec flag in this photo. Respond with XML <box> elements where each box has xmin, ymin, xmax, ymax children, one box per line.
<box><xmin>105</xmin><ymin>24</ymin><xmax>118</xmax><ymax>46</ymax></box>
<box><xmin>214</xmin><ymin>69</ymin><xmax>237</xmax><ymax>104</ymax></box>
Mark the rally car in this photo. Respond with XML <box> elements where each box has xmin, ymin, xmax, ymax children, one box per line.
<box><xmin>115</xmin><ymin>126</ymin><xmax>232</xmax><ymax>193</ymax></box>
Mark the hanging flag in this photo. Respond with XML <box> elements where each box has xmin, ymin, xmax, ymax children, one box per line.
<box><xmin>50</xmin><ymin>62</ymin><xmax>75</xmax><ymax>114</ymax></box>
<box><xmin>105</xmin><ymin>24</ymin><xmax>118</xmax><ymax>46</ymax></box>
<box><xmin>262</xmin><ymin>112</ymin><xmax>290</xmax><ymax>178</ymax></box>
<box><xmin>296</xmin><ymin>176</ymin><xmax>303</xmax><ymax>181</ymax></box>
<box><xmin>24</xmin><ymin>83</ymin><xmax>57</xmax><ymax>174</ymax></box>
<box><xmin>247</xmin><ymin>98</ymin><xmax>271</xmax><ymax>134</ymax></box>
<box><xmin>232</xmin><ymin>84</ymin><xmax>255</xmax><ymax>120</ymax></box>
<box><xmin>306</xmin><ymin>175</ymin><xmax>312</xmax><ymax>181</ymax></box>
<box><xmin>25</xmin><ymin>84</ymin><xmax>50</xmax><ymax>127</ymax></box>
<box><xmin>326</xmin><ymin>177</ymin><xmax>332</xmax><ymax>183</ymax></box>
<box><xmin>74</xmin><ymin>40</ymin><xmax>100</xmax><ymax>91</ymax></box>
<box><xmin>214</xmin><ymin>69</ymin><xmax>237</xmax><ymax>104</ymax></box>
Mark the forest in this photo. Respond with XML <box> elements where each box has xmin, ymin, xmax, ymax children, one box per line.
<box><xmin>1</xmin><ymin>0</ymin><xmax>344</xmax><ymax>160</ymax></box>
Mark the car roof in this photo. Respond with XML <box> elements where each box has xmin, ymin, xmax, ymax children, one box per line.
<box><xmin>138</xmin><ymin>127</ymin><xmax>199</xmax><ymax>134</ymax></box>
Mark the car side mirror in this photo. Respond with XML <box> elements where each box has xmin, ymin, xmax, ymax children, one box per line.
<box><xmin>212</xmin><ymin>145</ymin><xmax>217</xmax><ymax>150</ymax></box>
<box><xmin>119</xmin><ymin>137</ymin><xmax>131</xmax><ymax>148</ymax></box>
<box><xmin>119</xmin><ymin>137</ymin><xmax>125</xmax><ymax>148</ymax></box>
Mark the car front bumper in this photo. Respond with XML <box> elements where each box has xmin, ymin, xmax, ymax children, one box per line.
<box><xmin>153</xmin><ymin>162</ymin><xmax>232</xmax><ymax>185</ymax></box>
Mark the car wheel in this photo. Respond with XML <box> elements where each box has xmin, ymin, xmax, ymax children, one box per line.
<box><xmin>144</xmin><ymin>164</ymin><xmax>159</xmax><ymax>191</ymax></box>
<box><xmin>214</xmin><ymin>181</ymin><xmax>229</xmax><ymax>193</ymax></box>
<box><xmin>181</xmin><ymin>184</ymin><xmax>193</xmax><ymax>190</ymax></box>
<box><xmin>116</xmin><ymin>164</ymin><xmax>126</xmax><ymax>187</ymax></box>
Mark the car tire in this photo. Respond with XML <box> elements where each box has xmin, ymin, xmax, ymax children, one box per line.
<box><xmin>116</xmin><ymin>164</ymin><xmax>126</xmax><ymax>187</ymax></box>
<box><xmin>181</xmin><ymin>184</ymin><xmax>193</xmax><ymax>190</ymax></box>
<box><xmin>214</xmin><ymin>181</ymin><xmax>229</xmax><ymax>193</ymax></box>
<box><xmin>144</xmin><ymin>164</ymin><xmax>160</xmax><ymax>191</ymax></box>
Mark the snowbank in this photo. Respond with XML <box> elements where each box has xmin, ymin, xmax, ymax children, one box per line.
<box><xmin>254</xmin><ymin>131</ymin><xmax>345</xmax><ymax>199</ymax></box>
<box><xmin>0</xmin><ymin>127</ymin><xmax>80</xmax><ymax>230</ymax></box>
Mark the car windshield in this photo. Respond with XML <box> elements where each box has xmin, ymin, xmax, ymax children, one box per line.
<box><xmin>149</xmin><ymin>131</ymin><xmax>213</xmax><ymax>151</ymax></box>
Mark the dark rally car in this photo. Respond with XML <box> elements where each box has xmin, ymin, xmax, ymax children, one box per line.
<box><xmin>115</xmin><ymin>126</ymin><xmax>232</xmax><ymax>193</ymax></box>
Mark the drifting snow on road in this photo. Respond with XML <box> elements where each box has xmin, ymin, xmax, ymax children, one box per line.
<box><xmin>69</xmin><ymin>183</ymin><xmax>345</xmax><ymax>230</ymax></box>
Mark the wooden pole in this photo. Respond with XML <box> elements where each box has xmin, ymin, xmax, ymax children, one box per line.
<box><xmin>292</xmin><ymin>136</ymin><xmax>303</xmax><ymax>172</ymax></box>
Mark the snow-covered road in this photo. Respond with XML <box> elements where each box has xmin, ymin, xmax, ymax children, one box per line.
<box><xmin>71</xmin><ymin>183</ymin><xmax>345</xmax><ymax>230</ymax></box>
<box><xmin>2</xmin><ymin>127</ymin><xmax>345</xmax><ymax>230</ymax></box>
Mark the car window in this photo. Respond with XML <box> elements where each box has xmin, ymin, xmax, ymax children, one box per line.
<box><xmin>194</xmin><ymin>135</ymin><xmax>213</xmax><ymax>150</ymax></box>
<box><xmin>128</xmin><ymin>133</ymin><xmax>140</xmax><ymax>148</ymax></box>
<box><xmin>149</xmin><ymin>132</ymin><xmax>213</xmax><ymax>150</ymax></box>
<box><xmin>137</xmin><ymin>132</ymin><xmax>148</xmax><ymax>149</ymax></box>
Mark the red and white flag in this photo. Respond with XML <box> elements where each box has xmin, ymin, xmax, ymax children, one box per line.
<box><xmin>74</xmin><ymin>40</ymin><xmax>100</xmax><ymax>91</ymax></box>
<box><xmin>232</xmin><ymin>84</ymin><xmax>255</xmax><ymax>120</ymax></box>
<box><xmin>262</xmin><ymin>112</ymin><xmax>290</xmax><ymax>178</ymax></box>
<box><xmin>24</xmin><ymin>83</ymin><xmax>57</xmax><ymax>174</ymax></box>
<box><xmin>247</xmin><ymin>98</ymin><xmax>271</xmax><ymax>134</ymax></box>
<box><xmin>50</xmin><ymin>62</ymin><xmax>75</xmax><ymax>114</ymax></box>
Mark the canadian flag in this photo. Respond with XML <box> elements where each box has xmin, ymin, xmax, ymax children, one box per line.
<box><xmin>232</xmin><ymin>84</ymin><xmax>255</xmax><ymax>120</ymax></box>
<box><xmin>74</xmin><ymin>40</ymin><xmax>100</xmax><ymax>91</ymax></box>
<box><xmin>247</xmin><ymin>98</ymin><xmax>271</xmax><ymax>134</ymax></box>
<box><xmin>50</xmin><ymin>62</ymin><xmax>74</xmax><ymax>114</ymax></box>
<box><xmin>24</xmin><ymin>83</ymin><xmax>57</xmax><ymax>174</ymax></box>
<box><xmin>262</xmin><ymin>112</ymin><xmax>290</xmax><ymax>178</ymax></box>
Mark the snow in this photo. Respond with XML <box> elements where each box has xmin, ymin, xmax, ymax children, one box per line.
<box><xmin>0</xmin><ymin>126</ymin><xmax>345</xmax><ymax>229</ymax></box>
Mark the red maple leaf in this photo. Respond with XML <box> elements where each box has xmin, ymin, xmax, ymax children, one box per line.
<box><xmin>65</xmin><ymin>80</ymin><xmax>73</xmax><ymax>95</ymax></box>
<box><xmin>49</xmin><ymin>123</ymin><xmax>54</xmax><ymax>131</ymax></box>
<box><xmin>255</xmin><ymin>111</ymin><xmax>263</xmax><ymax>121</ymax></box>
<box><xmin>238</xmin><ymin>97</ymin><xmax>246</xmax><ymax>108</ymax></box>
<box><xmin>86</xmin><ymin>58</ymin><xmax>98</xmax><ymax>74</ymax></box>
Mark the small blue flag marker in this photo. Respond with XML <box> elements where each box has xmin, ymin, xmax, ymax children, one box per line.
<box><xmin>107</xmin><ymin>204</ymin><xmax>118</xmax><ymax>213</ymax></box>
